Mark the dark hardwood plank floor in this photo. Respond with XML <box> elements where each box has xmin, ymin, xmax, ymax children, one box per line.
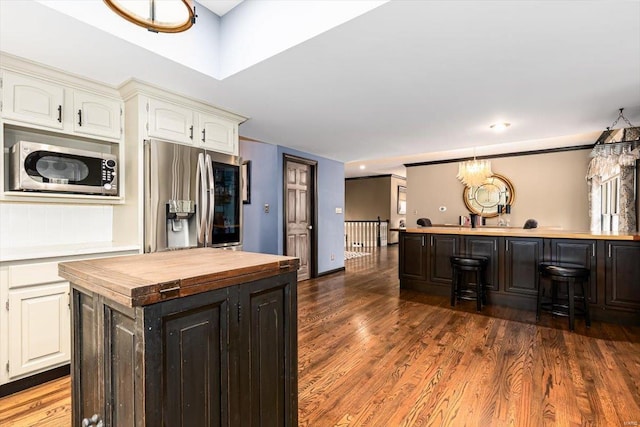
<box><xmin>1</xmin><ymin>246</ymin><xmax>639</xmax><ymax>426</ymax></box>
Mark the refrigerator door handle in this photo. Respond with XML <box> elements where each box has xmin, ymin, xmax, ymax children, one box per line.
<box><xmin>196</xmin><ymin>153</ymin><xmax>207</xmax><ymax>245</ymax></box>
<box><xmin>205</xmin><ymin>154</ymin><xmax>215</xmax><ymax>246</ymax></box>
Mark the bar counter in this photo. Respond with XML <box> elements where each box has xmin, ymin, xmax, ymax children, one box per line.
<box><xmin>398</xmin><ymin>229</ymin><xmax>640</xmax><ymax>325</ymax></box>
<box><xmin>402</xmin><ymin>226</ymin><xmax>640</xmax><ymax>241</ymax></box>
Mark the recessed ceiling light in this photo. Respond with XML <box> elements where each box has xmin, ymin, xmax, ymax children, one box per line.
<box><xmin>359</xmin><ymin>165</ymin><xmax>366</xmax><ymax>170</ymax></box>
<box><xmin>490</xmin><ymin>122</ymin><xmax>511</xmax><ymax>131</ymax></box>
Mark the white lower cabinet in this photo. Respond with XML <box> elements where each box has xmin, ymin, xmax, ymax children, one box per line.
<box><xmin>8</xmin><ymin>282</ymin><xmax>70</xmax><ymax>378</ymax></box>
<box><xmin>1</xmin><ymin>261</ymin><xmax>70</xmax><ymax>384</ymax></box>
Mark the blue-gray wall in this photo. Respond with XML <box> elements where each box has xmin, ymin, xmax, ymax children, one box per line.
<box><xmin>240</xmin><ymin>140</ymin><xmax>345</xmax><ymax>274</ymax></box>
<box><xmin>239</xmin><ymin>139</ymin><xmax>279</xmax><ymax>254</ymax></box>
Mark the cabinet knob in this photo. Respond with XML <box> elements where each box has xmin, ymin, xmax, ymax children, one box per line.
<box><xmin>81</xmin><ymin>414</ymin><xmax>103</xmax><ymax>427</ymax></box>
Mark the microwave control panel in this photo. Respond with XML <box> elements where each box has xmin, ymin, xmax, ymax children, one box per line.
<box><xmin>102</xmin><ymin>159</ymin><xmax>117</xmax><ymax>190</ymax></box>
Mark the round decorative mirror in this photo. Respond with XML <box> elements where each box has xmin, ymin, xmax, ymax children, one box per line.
<box><xmin>463</xmin><ymin>174</ymin><xmax>516</xmax><ymax>218</ymax></box>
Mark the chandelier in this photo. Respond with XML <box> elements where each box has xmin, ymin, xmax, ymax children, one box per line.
<box><xmin>457</xmin><ymin>153</ymin><xmax>493</xmax><ymax>188</ymax></box>
<box><xmin>104</xmin><ymin>0</ymin><xmax>197</xmax><ymax>33</ymax></box>
<box><xmin>587</xmin><ymin>108</ymin><xmax>640</xmax><ymax>181</ymax></box>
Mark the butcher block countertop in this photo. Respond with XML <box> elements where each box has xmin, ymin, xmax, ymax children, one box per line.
<box><xmin>402</xmin><ymin>227</ymin><xmax>640</xmax><ymax>241</ymax></box>
<box><xmin>58</xmin><ymin>248</ymin><xmax>299</xmax><ymax>308</ymax></box>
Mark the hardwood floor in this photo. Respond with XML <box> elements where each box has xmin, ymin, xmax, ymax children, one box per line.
<box><xmin>0</xmin><ymin>376</ymin><xmax>70</xmax><ymax>426</ymax></box>
<box><xmin>1</xmin><ymin>246</ymin><xmax>639</xmax><ymax>426</ymax></box>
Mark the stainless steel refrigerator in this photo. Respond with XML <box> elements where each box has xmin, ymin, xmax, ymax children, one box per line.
<box><xmin>144</xmin><ymin>139</ymin><xmax>242</xmax><ymax>253</ymax></box>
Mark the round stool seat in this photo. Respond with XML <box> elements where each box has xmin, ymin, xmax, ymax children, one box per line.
<box><xmin>450</xmin><ymin>256</ymin><xmax>488</xmax><ymax>311</ymax></box>
<box><xmin>450</xmin><ymin>256</ymin><xmax>488</xmax><ymax>268</ymax></box>
<box><xmin>539</xmin><ymin>262</ymin><xmax>589</xmax><ymax>279</ymax></box>
<box><xmin>537</xmin><ymin>261</ymin><xmax>591</xmax><ymax>331</ymax></box>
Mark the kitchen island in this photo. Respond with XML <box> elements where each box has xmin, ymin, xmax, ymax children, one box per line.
<box><xmin>399</xmin><ymin>227</ymin><xmax>640</xmax><ymax>324</ymax></box>
<box><xmin>58</xmin><ymin>248</ymin><xmax>299</xmax><ymax>427</ymax></box>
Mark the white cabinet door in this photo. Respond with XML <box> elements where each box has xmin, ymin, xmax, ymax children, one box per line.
<box><xmin>1</xmin><ymin>70</ymin><xmax>64</xmax><ymax>130</ymax></box>
<box><xmin>147</xmin><ymin>98</ymin><xmax>194</xmax><ymax>145</ymax></box>
<box><xmin>73</xmin><ymin>90</ymin><xmax>122</xmax><ymax>140</ymax></box>
<box><xmin>198</xmin><ymin>113</ymin><xmax>237</xmax><ymax>155</ymax></box>
<box><xmin>8</xmin><ymin>282</ymin><xmax>71</xmax><ymax>378</ymax></box>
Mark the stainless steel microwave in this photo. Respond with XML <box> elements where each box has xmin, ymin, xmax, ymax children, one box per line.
<box><xmin>10</xmin><ymin>140</ymin><xmax>118</xmax><ymax>196</ymax></box>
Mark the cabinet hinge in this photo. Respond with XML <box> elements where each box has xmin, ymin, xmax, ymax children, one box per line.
<box><xmin>5</xmin><ymin>361</ymin><xmax>8</xmax><ymax>373</ymax></box>
<box><xmin>146</xmin><ymin>102</ymin><xmax>149</xmax><ymax>112</ymax></box>
<box><xmin>146</xmin><ymin>122</ymin><xmax>149</xmax><ymax>131</ymax></box>
<box><xmin>0</xmin><ymin>77</ymin><xmax>3</xmax><ymax>89</ymax></box>
<box><xmin>237</xmin><ymin>302</ymin><xmax>242</xmax><ymax>323</ymax></box>
<box><xmin>5</xmin><ymin>300</ymin><xmax>8</xmax><ymax>311</ymax></box>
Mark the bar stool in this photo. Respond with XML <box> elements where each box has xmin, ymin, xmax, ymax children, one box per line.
<box><xmin>537</xmin><ymin>262</ymin><xmax>591</xmax><ymax>331</ymax></box>
<box><xmin>450</xmin><ymin>256</ymin><xmax>488</xmax><ymax>312</ymax></box>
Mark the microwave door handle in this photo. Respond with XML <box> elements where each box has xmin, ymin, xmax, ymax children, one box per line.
<box><xmin>196</xmin><ymin>153</ymin><xmax>207</xmax><ymax>246</ymax></box>
<box><xmin>205</xmin><ymin>154</ymin><xmax>215</xmax><ymax>246</ymax></box>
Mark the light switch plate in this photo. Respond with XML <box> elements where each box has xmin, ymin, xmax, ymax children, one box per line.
<box><xmin>335</xmin><ymin>207</ymin><xmax>343</xmax><ymax>214</ymax></box>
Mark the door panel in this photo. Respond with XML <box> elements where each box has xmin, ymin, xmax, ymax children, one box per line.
<box><xmin>2</xmin><ymin>70</ymin><xmax>64</xmax><ymax>130</ymax></box>
<box><xmin>8</xmin><ymin>283</ymin><xmax>70</xmax><ymax>378</ymax></box>
<box><xmin>238</xmin><ymin>274</ymin><xmax>297</xmax><ymax>427</ymax></box>
<box><xmin>428</xmin><ymin>234</ymin><xmax>457</xmax><ymax>285</ymax></box>
<box><xmin>162</xmin><ymin>294</ymin><xmax>229</xmax><ymax>426</ymax></box>
<box><xmin>399</xmin><ymin>233</ymin><xmax>427</xmax><ymax>280</ymax></box>
<box><xmin>465</xmin><ymin>236</ymin><xmax>499</xmax><ymax>290</ymax></box>
<box><xmin>504</xmin><ymin>238</ymin><xmax>543</xmax><ymax>295</ymax></box>
<box><xmin>73</xmin><ymin>90</ymin><xmax>122</xmax><ymax>139</ymax></box>
<box><xmin>285</xmin><ymin>160</ymin><xmax>312</xmax><ymax>280</ymax></box>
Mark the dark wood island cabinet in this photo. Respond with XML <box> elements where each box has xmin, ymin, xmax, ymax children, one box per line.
<box><xmin>399</xmin><ymin>228</ymin><xmax>640</xmax><ymax>324</ymax></box>
<box><xmin>58</xmin><ymin>248</ymin><xmax>299</xmax><ymax>427</ymax></box>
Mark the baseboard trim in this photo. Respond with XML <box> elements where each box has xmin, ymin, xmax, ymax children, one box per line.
<box><xmin>317</xmin><ymin>267</ymin><xmax>346</xmax><ymax>277</ymax></box>
<box><xmin>0</xmin><ymin>364</ymin><xmax>70</xmax><ymax>398</ymax></box>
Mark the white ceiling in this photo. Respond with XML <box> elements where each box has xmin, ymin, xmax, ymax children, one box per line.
<box><xmin>199</xmin><ymin>0</ymin><xmax>243</xmax><ymax>17</ymax></box>
<box><xmin>1</xmin><ymin>1</ymin><xmax>639</xmax><ymax>178</ymax></box>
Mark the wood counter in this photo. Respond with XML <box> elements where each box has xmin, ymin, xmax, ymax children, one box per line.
<box><xmin>59</xmin><ymin>248</ymin><xmax>299</xmax><ymax>426</ymax></box>
<box><xmin>59</xmin><ymin>247</ymin><xmax>299</xmax><ymax>307</ymax></box>
<box><xmin>399</xmin><ymin>230</ymin><xmax>640</xmax><ymax>325</ymax></box>
<box><xmin>402</xmin><ymin>226</ymin><xmax>640</xmax><ymax>240</ymax></box>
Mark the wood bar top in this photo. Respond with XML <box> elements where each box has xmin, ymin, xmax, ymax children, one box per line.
<box><xmin>58</xmin><ymin>248</ymin><xmax>299</xmax><ymax>307</ymax></box>
<box><xmin>402</xmin><ymin>226</ymin><xmax>640</xmax><ymax>241</ymax></box>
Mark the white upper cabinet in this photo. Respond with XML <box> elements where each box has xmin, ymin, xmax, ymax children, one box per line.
<box><xmin>1</xmin><ymin>70</ymin><xmax>64</xmax><ymax>130</ymax></box>
<box><xmin>147</xmin><ymin>98</ymin><xmax>195</xmax><ymax>145</ymax></box>
<box><xmin>198</xmin><ymin>113</ymin><xmax>237</xmax><ymax>155</ymax></box>
<box><xmin>143</xmin><ymin>94</ymin><xmax>241</xmax><ymax>155</ymax></box>
<box><xmin>1</xmin><ymin>68</ymin><xmax>124</xmax><ymax>142</ymax></box>
<box><xmin>73</xmin><ymin>90</ymin><xmax>122</xmax><ymax>140</ymax></box>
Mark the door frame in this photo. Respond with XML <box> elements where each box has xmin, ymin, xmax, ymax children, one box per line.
<box><xmin>282</xmin><ymin>154</ymin><xmax>318</xmax><ymax>279</ymax></box>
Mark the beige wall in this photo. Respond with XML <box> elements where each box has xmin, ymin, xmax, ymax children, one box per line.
<box><xmin>345</xmin><ymin>177</ymin><xmax>390</xmax><ymax>220</ymax></box>
<box><xmin>345</xmin><ymin>175</ymin><xmax>407</xmax><ymax>243</ymax></box>
<box><xmin>406</xmin><ymin>149</ymin><xmax>591</xmax><ymax>230</ymax></box>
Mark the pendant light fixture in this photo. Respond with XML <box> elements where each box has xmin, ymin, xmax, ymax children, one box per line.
<box><xmin>104</xmin><ymin>0</ymin><xmax>197</xmax><ymax>33</ymax></box>
<box><xmin>457</xmin><ymin>149</ymin><xmax>493</xmax><ymax>188</ymax></box>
